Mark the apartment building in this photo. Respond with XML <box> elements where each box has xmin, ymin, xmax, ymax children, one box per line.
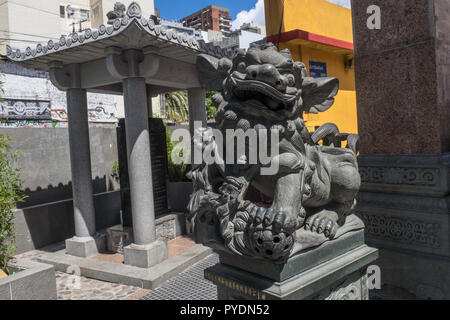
<box><xmin>180</xmin><ymin>5</ymin><xmax>232</xmax><ymax>36</ymax></box>
<box><xmin>0</xmin><ymin>1</ymin><xmax>155</xmax><ymax>126</ymax></box>
<box><xmin>0</xmin><ymin>0</ymin><xmax>154</xmax><ymax>53</ymax></box>
<box><xmin>214</xmin><ymin>22</ymin><xmax>265</xmax><ymax>50</ymax></box>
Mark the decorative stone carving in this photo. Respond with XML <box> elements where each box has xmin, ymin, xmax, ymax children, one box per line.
<box><xmin>314</xmin><ymin>273</ymin><xmax>366</xmax><ymax>300</ymax></box>
<box><xmin>188</xmin><ymin>43</ymin><xmax>365</xmax><ymax>262</ymax></box>
<box><xmin>106</xmin><ymin>2</ymin><xmax>126</xmax><ymax>24</ymax></box>
<box><xmin>360</xmin><ymin>166</ymin><xmax>440</xmax><ymax>186</ymax></box>
<box><xmin>0</xmin><ymin>99</ymin><xmax>51</xmax><ymax>120</ymax></box>
<box><xmin>6</xmin><ymin>3</ymin><xmax>233</xmax><ymax>65</ymax></box>
<box><xmin>360</xmin><ymin>213</ymin><xmax>441</xmax><ymax>248</ymax></box>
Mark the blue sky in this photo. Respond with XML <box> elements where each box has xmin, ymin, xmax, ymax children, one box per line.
<box><xmin>154</xmin><ymin>0</ymin><xmax>351</xmax><ymax>34</ymax></box>
<box><xmin>154</xmin><ymin>0</ymin><xmax>258</xmax><ymax>21</ymax></box>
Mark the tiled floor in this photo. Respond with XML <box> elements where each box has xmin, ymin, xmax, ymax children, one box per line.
<box><xmin>91</xmin><ymin>253</ymin><xmax>124</xmax><ymax>264</ymax></box>
<box><xmin>55</xmin><ymin>271</ymin><xmax>150</xmax><ymax>300</ymax></box>
<box><xmin>89</xmin><ymin>235</ymin><xmax>197</xmax><ymax>264</ymax></box>
<box><xmin>13</xmin><ymin>235</ymin><xmax>208</xmax><ymax>300</ymax></box>
<box><xmin>54</xmin><ymin>252</ymin><xmax>219</xmax><ymax>300</ymax></box>
<box><xmin>168</xmin><ymin>235</ymin><xmax>197</xmax><ymax>258</ymax></box>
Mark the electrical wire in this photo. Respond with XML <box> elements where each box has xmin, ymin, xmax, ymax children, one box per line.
<box><xmin>3</xmin><ymin>0</ymin><xmax>62</xmax><ymax>17</ymax></box>
<box><xmin>0</xmin><ymin>30</ymin><xmax>60</xmax><ymax>41</ymax></box>
<box><xmin>276</xmin><ymin>0</ymin><xmax>285</xmax><ymax>50</ymax></box>
<box><xmin>0</xmin><ymin>38</ymin><xmax>55</xmax><ymax>44</ymax></box>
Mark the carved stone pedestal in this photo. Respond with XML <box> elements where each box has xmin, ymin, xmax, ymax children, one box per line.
<box><xmin>357</xmin><ymin>154</ymin><xmax>450</xmax><ymax>299</ymax></box>
<box><xmin>205</xmin><ymin>230</ymin><xmax>378</xmax><ymax>300</ymax></box>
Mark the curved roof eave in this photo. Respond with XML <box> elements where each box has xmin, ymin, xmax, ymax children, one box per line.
<box><xmin>5</xmin><ymin>2</ymin><xmax>234</xmax><ymax>71</ymax></box>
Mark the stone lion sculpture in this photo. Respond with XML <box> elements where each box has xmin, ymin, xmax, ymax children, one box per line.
<box><xmin>187</xmin><ymin>43</ymin><xmax>364</xmax><ymax>262</ymax></box>
<box><xmin>106</xmin><ymin>2</ymin><xmax>126</xmax><ymax>24</ymax></box>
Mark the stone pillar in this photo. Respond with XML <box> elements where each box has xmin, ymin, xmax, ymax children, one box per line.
<box><xmin>119</xmin><ymin>50</ymin><xmax>167</xmax><ymax>268</ymax></box>
<box><xmin>188</xmin><ymin>87</ymin><xmax>207</xmax><ymax>164</ymax></box>
<box><xmin>64</xmin><ymin>88</ymin><xmax>104</xmax><ymax>257</ymax></box>
<box><xmin>352</xmin><ymin>0</ymin><xmax>450</xmax><ymax>299</ymax></box>
<box><xmin>122</xmin><ymin>77</ymin><xmax>156</xmax><ymax>245</ymax></box>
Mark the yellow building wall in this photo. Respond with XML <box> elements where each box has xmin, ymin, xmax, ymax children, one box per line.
<box><xmin>265</xmin><ymin>0</ymin><xmax>358</xmax><ymax>134</ymax></box>
<box><xmin>265</xmin><ymin>0</ymin><xmax>353</xmax><ymax>43</ymax></box>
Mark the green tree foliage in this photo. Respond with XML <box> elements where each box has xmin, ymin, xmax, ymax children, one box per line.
<box><xmin>206</xmin><ymin>90</ymin><xmax>218</xmax><ymax>120</ymax></box>
<box><xmin>165</xmin><ymin>90</ymin><xmax>218</xmax><ymax>122</ymax></box>
<box><xmin>165</xmin><ymin>91</ymin><xmax>189</xmax><ymax>122</ymax></box>
<box><xmin>166</xmin><ymin>128</ymin><xmax>189</xmax><ymax>182</ymax></box>
<box><xmin>111</xmin><ymin>160</ymin><xmax>120</xmax><ymax>183</ymax></box>
<box><xmin>0</xmin><ymin>135</ymin><xmax>25</xmax><ymax>273</ymax></box>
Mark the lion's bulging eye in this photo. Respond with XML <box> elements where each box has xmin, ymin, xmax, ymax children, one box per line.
<box><xmin>286</xmin><ymin>74</ymin><xmax>296</xmax><ymax>86</ymax></box>
<box><xmin>237</xmin><ymin>62</ymin><xmax>247</xmax><ymax>73</ymax></box>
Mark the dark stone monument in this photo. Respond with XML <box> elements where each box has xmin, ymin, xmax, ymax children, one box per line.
<box><xmin>188</xmin><ymin>43</ymin><xmax>377</xmax><ymax>300</ymax></box>
<box><xmin>352</xmin><ymin>0</ymin><xmax>450</xmax><ymax>299</ymax></box>
<box><xmin>117</xmin><ymin>117</ymin><xmax>169</xmax><ymax>227</ymax></box>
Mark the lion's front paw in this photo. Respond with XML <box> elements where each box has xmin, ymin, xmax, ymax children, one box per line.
<box><xmin>253</xmin><ymin>207</ymin><xmax>301</xmax><ymax>234</ymax></box>
<box><xmin>304</xmin><ymin>211</ymin><xmax>339</xmax><ymax>239</ymax></box>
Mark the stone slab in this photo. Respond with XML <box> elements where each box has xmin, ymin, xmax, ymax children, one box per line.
<box><xmin>358</xmin><ymin>153</ymin><xmax>450</xmax><ymax>197</ymax></box>
<box><xmin>37</xmin><ymin>244</ymin><xmax>213</xmax><ymax>289</ymax></box>
<box><xmin>352</xmin><ymin>1</ymin><xmax>450</xmax><ymax>155</ymax></box>
<box><xmin>354</xmin><ymin>42</ymin><xmax>439</xmax><ymax>154</ymax></box>
<box><xmin>205</xmin><ymin>245</ymin><xmax>378</xmax><ymax>300</ymax></box>
<box><xmin>357</xmin><ymin>205</ymin><xmax>449</xmax><ymax>257</ymax></box>
<box><xmin>356</xmin><ymin>154</ymin><xmax>450</xmax><ymax>298</ymax></box>
<box><xmin>352</xmin><ymin>0</ymin><xmax>434</xmax><ymax>54</ymax></box>
<box><xmin>375</xmin><ymin>246</ymin><xmax>450</xmax><ymax>299</ymax></box>
<box><xmin>219</xmin><ymin>229</ymin><xmax>365</xmax><ymax>282</ymax></box>
<box><xmin>117</xmin><ymin>117</ymin><xmax>169</xmax><ymax>226</ymax></box>
<box><xmin>0</xmin><ymin>260</ymin><xmax>57</xmax><ymax>300</ymax></box>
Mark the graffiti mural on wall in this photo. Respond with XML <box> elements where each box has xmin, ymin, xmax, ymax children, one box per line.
<box><xmin>0</xmin><ymin>71</ymin><xmax>118</xmax><ymax>127</ymax></box>
<box><xmin>50</xmin><ymin>103</ymin><xmax>117</xmax><ymax>122</ymax></box>
<box><xmin>88</xmin><ymin>104</ymin><xmax>117</xmax><ymax>122</ymax></box>
<box><xmin>0</xmin><ymin>99</ymin><xmax>51</xmax><ymax>120</ymax></box>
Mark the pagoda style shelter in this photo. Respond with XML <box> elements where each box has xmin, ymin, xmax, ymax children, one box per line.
<box><xmin>6</xmin><ymin>2</ymin><xmax>232</xmax><ymax>268</ymax></box>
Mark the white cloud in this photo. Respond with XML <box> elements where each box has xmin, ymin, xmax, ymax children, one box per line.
<box><xmin>232</xmin><ymin>0</ymin><xmax>266</xmax><ymax>36</ymax></box>
<box><xmin>327</xmin><ymin>0</ymin><xmax>351</xmax><ymax>9</ymax></box>
<box><xmin>230</xmin><ymin>0</ymin><xmax>350</xmax><ymax>37</ymax></box>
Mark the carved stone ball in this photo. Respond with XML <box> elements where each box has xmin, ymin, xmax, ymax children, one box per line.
<box><xmin>250</xmin><ymin>229</ymin><xmax>294</xmax><ymax>261</ymax></box>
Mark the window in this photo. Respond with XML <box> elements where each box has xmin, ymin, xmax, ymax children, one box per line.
<box><xmin>60</xmin><ymin>5</ymin><xmax>65</xmax><ymax>18</ymax></box>
<box><xmin>81</xmin><ymin>9</ymin><xmax>90</xmax><ymax>21</ymax></box>
<box><xmin>67</xmin><ymin>6</ymin><xmax>90</xmax><ymax>21</ymax></box>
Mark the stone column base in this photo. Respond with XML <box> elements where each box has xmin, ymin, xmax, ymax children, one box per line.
<box><xmin>65</xmin><ymin>234</ymin><xmax>106</xmax><ymax>258</ymax></box>
<box><xmin>123</xmin><ymin>240</ymin><xmax>168</xmax><ymax>268</ymax></box>
<box><xmin>205</xmin><ymin>245</ymin><xmax>378</xmax><ymax>300</ymax></box>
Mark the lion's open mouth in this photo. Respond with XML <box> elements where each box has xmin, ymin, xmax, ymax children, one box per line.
<box><xmin>231</xmin><ymin>78</ymin><xmax>298</xmax><ymax>111</ymax></box>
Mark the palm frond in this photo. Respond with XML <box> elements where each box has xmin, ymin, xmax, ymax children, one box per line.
<box><xmin>165</xmin><ymin>90</ymin><xmax>189</xmax><ymax>122</ymax></box>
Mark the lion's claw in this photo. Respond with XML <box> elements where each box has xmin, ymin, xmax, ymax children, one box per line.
<box><xmin>305</xmin><ymin>212</ymin><xmax>339</xmax><ymax>239</ymax></box>
<box><xmin>272</xmin><ymin>211</ymin><xmax>288</xmax><ymax>234</ymax></box>
<box><xmin>254</xmin><ymin>207</ymin><xmax>266</xmax><ymax>225</ymax></box>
